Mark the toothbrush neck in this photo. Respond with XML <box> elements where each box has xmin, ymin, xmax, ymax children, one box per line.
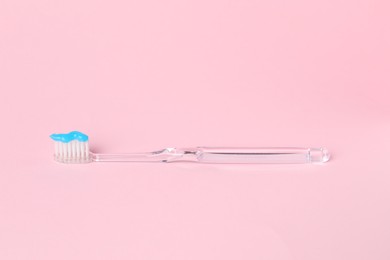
<box><xmin>91</xmin><ymin>148</ymin><xmax>197</xmax><ymax>163</ymax></box>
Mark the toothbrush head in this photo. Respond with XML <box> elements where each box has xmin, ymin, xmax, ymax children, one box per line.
<box><xmin>50</xmin><ymin>131</ymin><xmax>92</xmax><ymax>163</ymax></box>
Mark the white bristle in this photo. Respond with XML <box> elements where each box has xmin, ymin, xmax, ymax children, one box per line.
<box><xmin>71</xmin><ymin>141</ymin><xmax>76</xmax><ymax>158</ymax></box>
<box><xmin>63</xmin><ymin>143</ymin><xmax>67</xmax><ymax>158</ymax></box>
<box><xmin>64</xmin><ymin>142</ymin><xmax>68</xmax><ymax>158</ymax></box>
<box><xmin>85</xmin><ymin>142</ymin><xmax>89</xmax><ymax>157</ymax></box>
<box><xmin>62</xmin><ymin>142</ymin><xmax>66</xmax><ymax>157</ymax></box>
<box><xmin>53</xmin><ymin>140</ymin><xmax>91</xmax><ymax>163</ymax></box>
<box><xmin>80</xmin><ymin>142</ymin><xmax>85</xmax><ymax>158</ymax></box>
<box><xmin>68</xmin><ymin>142</ymin><xmax>71</xmax><ymax>158</ymax></box>
<box><xmin>59</xmin><ymin>142</ymin><xmax>64</xmax><ymax>157</ymax></box>
<box><xmin>55</xmin><ymin>142</ymin><xmax>59</xmax><ymax>156</ymax></box>
<box><xmin>76</xmin><ymin>141</ymin><xmax>80</xmax><ymax>158</ymax></box>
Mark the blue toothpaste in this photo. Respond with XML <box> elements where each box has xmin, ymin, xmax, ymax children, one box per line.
<box><xmin>50</xmin><ymin>131</ymin><xmax>88</xmax><ymax>143</ymax></box>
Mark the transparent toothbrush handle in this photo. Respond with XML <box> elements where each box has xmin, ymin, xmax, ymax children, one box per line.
<box><xmin>193</xmin><ymin>147</ymin><xmax>330</xmax><ymax>164</ymax></box>
<box><xmin>91</xmin><ymin>147</ymin><xmax>330</xmax><ymax>164</ymax></box>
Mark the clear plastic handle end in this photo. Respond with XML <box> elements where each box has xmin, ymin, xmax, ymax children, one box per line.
<box><xmin>309</xmin><ymin>148</ymin><xmax>330</xmax><ymax>163</ymax></box>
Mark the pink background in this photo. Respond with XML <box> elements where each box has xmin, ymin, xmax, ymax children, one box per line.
<box><xmin>1</xmin><ymin>0</ymin><xmax>389</xmax><ymax>259</ymax></box>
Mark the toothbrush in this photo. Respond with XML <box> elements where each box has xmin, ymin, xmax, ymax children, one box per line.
<box><xmin>50</xmin><ymin>131</ymin><xmax>330</xmax><ymax>164</ymax></box>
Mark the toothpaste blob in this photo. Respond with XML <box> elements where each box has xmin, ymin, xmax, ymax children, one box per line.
<box><xmin>50</xmin><ymin>131</ymin><xmax>88</xmax><ymax>143</ymax></box>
